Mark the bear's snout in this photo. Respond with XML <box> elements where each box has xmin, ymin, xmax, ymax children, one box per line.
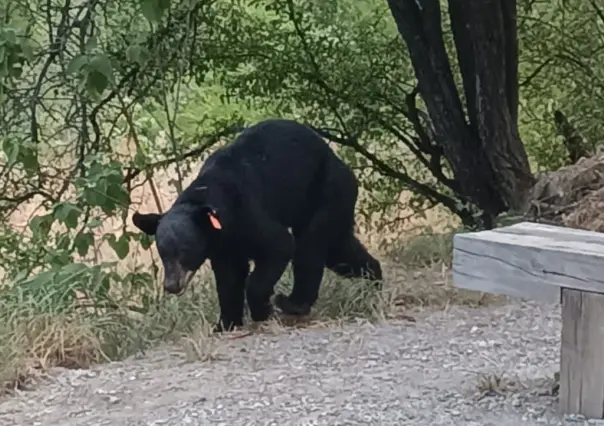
<box><xmin>163</xmin><ymin>266</ymin><xmax>196</xmax><ymax>296</ymax></box>
<box><xmin>164</xmin><ymin>282</ymin><xmax>184</xmax><ymax>295</ymax></box>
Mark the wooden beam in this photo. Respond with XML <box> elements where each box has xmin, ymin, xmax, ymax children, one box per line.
<box><xmin>452</xmin><ymin>221</ymin><xmax>604</xmax><ymax>303</ymax></box>
<box><xmin>560</xmin><ymin>288</ymin><xmax>604</xmax><ymax>418</ymax></box>
<box><xmin>452</xmin><ymin>221</ymin><xmax>604</xmax><ymax>419</ymax></box>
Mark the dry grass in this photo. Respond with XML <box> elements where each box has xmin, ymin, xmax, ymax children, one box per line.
<box><xmin>475</xmin><ymin>372</ymin><xmax>522</xmax><ymax>398</ymax></box>
<box><xmin>0</xmin><ymin>211</ymin><xmax>511</xmax><ymax>394</ymax></box>
<box><xmin>384</xmin><ymin>231</ymin><xmax>455</xmax><ymax>268</ymax></box>
<box><xmin>0</xmin><ymin>274</ymin><xmax>219</xmax><ymax>393</ymax></box>
<box><xmin>0</xmin><ymin>228</ymin><xmax>507</xmax><ymax>395</ymax></box>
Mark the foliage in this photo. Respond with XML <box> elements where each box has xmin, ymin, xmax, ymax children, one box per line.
<box><xmin>206</xmin><ymin>0</ymin><xmax>464</xmax><ymax>230</ymax></box>
<box><xmin>0</xmin><ymin>0</ymin><xmax>444</xmax><ymax>290</ymax></box>
<box><xmin>1</xmin><ymin>0</ymin><xmax>229</xmax><ymax>283</ymax></box>
<box><xmin>0</xmin><ymin>0</ymin><xmax>604</xmax><ymax>381</ymax></box>
<box><xmin>518</xmin><ymin>0</ymin><xmax>604</xmax><ymax>171</ymax></box>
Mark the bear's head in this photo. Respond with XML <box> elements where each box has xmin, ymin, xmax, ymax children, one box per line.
<box><xmin>132</xmin><ymin>189</ymin><xmax>226</xmax><ymax>295</ymax></box>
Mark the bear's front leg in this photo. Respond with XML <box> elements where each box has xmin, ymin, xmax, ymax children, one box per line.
<box><xmin>210</xmin><ymin>256</ymin><xmax>250</xmax><ymax>333</ymax></box>
<box><xmin>245</xmin><ymin>228</ymin><xmax>294</xmax><ymax>322</ymax></box>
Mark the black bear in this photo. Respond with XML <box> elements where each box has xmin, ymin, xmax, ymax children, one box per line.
<box><xmin>132</xmin><ymin>118</ymin><xmax>383</xmax><ymax>332</ymax></box>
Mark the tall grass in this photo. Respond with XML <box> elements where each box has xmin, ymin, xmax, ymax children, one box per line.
<box><xmin>0</xmin><ymin>231</ymin><xmax>504</xmax><ymax>394</ymax></box>
<box><xmin>0</xmin><ymin>264</ymin><xmax>219</xmax><ymax>393</ymax></box>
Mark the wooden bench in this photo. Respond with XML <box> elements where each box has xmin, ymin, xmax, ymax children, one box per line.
<box><xmin>452</xmin><ymin>221</ymin><xmax>604</xmax><ymax>419</ymax></box>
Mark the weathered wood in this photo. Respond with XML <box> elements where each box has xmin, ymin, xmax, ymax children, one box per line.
<box><xmin>452</xmin><ymin>221</ymin><xmax>604</xmax><ymax>419</ymax></box>
<box><xmin>452</xmin><ymin>221</ymin><xmax>604</xmax><ymax>303</ymax></box>
<box><xmin>559</xmin><ymin>288</ymin><xmax>604</xmax><ymax>418</ymax></box>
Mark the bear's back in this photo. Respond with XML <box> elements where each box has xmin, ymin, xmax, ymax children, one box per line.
<box><xmin>201</xmin><ymin>119</ymin><xmax>343</xmax><ymax>226</ymax></box>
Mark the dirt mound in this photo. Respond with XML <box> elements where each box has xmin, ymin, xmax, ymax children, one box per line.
<box><xmin>528</xmin><ymin>152</ymin><xmax>604</xmax><ymax>232</ymax></box>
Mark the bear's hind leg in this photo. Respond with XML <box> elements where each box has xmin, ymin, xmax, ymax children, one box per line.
<box><xmin>210</xmin><ymin>256</ymin><xmax>250</xmax><ymax>332</ymax></box>
<box><xmin>274</xmin><ymin>234</ymin><xmax>328</xmax><ymax>316</ymax></box>
<box><xmin>326</xmin><ymin>234</ymin><xmax>383</xmax><ymax>287</ymax></box>
<box><xmin>275</xmin><ymin>199</ymin><xmax>355</xmax><ymax>317</ymax></box>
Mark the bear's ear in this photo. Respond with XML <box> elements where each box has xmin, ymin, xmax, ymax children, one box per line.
<box><xmin>132</xmin><ymin>212</ymin><xmax>163</xmax><ymax>235</ymax></box>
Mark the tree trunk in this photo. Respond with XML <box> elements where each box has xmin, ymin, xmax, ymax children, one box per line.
<box><xmin>386</xmin><ymin>0</ymin><xmax>535</xmax><ymax>224</ymax></box>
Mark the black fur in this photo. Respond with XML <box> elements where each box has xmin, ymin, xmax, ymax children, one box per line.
<box><xmin>132</xmin><ymin>118</ymin><xmax>383</xmax><ymax>332</ymax></box>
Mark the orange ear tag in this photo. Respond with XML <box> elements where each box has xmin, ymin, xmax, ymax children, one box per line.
<box><xmin>208</xmin><ymin>213</ymin><xmax>222</xmax><ymax>230</ymax></box>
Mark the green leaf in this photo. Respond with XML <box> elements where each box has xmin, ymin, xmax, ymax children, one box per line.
<box><xmin>8</xmin><ymin>63</ymin><xmax>22</xmax><ymax>78</ymax></box>
<box><xmin>86</xmin><ymin>217</ymin><xmax>103</xmax><ymax>228</ymax></box>
<box><xmin>58</xmin><ymin>262</ymin><xmax>89</xmax><ymax>278</ymax></box>
<box><xmin>17</xmin><ymin>270</ymin><xmax>55</xmax><ymax>293</ymax></box>
<box><xmin>82</xmin><ymin>54</ymin><xmax>114</xmax><ymax>97</ymax></box>
<box><xmin>85</xmin><ymin>35</ymin><xmax>98</xmax><ymax>51</ymax></box>
<box><xmin>19</xmin><ymin>40</ymin><xmax>34</xmax><ymax>62</ymax></box>
<box><xmin>126</xmin><ymin>44</ymin><xmax>142</xmax><ymax>63</ymax></box>
<box><xmin>133</xmin><ymin>148</ymin><xmax>148</xmax><ymax>168</ymax></box>
<box><xmin>74</xmin><ymin>232</ymin><xmax>95</xmax><ymax>257</ymax></box>
<box><xmin>141</xmin><ymin>0</ymin><xmax>171</xmax><ymax>22</ymax></box>
<box><xmin>53</xmin><ymin>202</ymin><xmax>81</xmax><ymax>229</ymax></box>
<box><xmin>140</xmin><ymin>233</ymin><xmax>154</xmax><ymax>250</ymax></box>
<box><xmin>81</xmin><ymin>179</ymin><xmax>105</xmax><ymax>206</ymax></box>
<box><xmin>106</xmin><ymin>234</ymin><xmax>130</xmax><ymax>260</ymax></box>
<box><xmin>67</xmin><ymin>54</ymin><xmax>89</xmax><ymax>75</ymax></box>
<box><xmin>0</xmin><ymin>61</ymin><xmax>8</xmax><ymax>78</ymax></box>
<box><xmin>55</xmin><ymin>234</ymin><xmax>71</xmax><ymax>251</ymax></box>
<box><xmin>2</xmin><ymin>137</ymin><xmax>19</xmax><ymax>165</ymax></box>
<box><xmin>46</xmin><ymin>250</ymin><xmax>72</xmax><ymax>268</ymax></box>
<box><xmin>89</xmin><ymin>54</ymin><xmax>113</xmax><ymax>80</ymax></box>
<box><xmin>29</xmin><ymin>214</ymin><xmax>54</xmax><ymax>239</ymax></box>
<box><xmin>105</xmin><ymin>183</ymin><xmax>129</xmax><ymax>213</ymax></box>
<box><xmin>97</xmin><ymin>273</ymin><xmax>112</xmax><ymax>299</ymax></box>
<box><xmin>3</xmin><ymin>29</ymin><xmax>16</xmax><ymax>45</ymax></box>
<box><xmin>76</xmin><ymin>74</ymin><xmax>87</xmax><ymax>93</ymax></box>
<box><xmin>19</xmin><ymin>145</ymin><xmax>38</xmax><ymax>172</ymax></box>
<box><xmin>132</xmin><ymin>232</ymin><xmax>154</xmax><ymax>250</ymax></box>
<box><xmin>85</xmin><ymin>69</ymin><xmax>109</xmax><ymax>96</ymax></box>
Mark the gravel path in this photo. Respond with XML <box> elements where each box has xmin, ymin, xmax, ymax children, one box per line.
<box><xmin>1</xmin><ymin>300</ymin><xmax>601</xmax><ymax>426</ymax></box>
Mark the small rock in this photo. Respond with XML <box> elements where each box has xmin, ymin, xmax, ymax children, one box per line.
<box><xmin>107</xmin><ymin>396</ymin><xmax>120</xmax><ymax>404</ymax></box>
<box><xmin>565</xmin><ymin>413</ymin><xmax>587</xmax><ymax>422</ymax></box>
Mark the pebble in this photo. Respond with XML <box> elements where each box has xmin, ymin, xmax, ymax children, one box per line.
<box><xmin>0</xmin><ymin>300</ymin><xmax>597</xmax><ymax>426</ymax></box>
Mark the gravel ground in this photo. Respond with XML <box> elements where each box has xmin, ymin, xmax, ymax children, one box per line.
<box><xmin>1</xmin><ymin>300</ymin><xmax>602</xmax><ymax>426</ymax></box>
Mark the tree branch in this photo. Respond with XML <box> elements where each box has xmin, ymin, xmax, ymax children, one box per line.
<box><xmin>123</xmin><ymin>124</ymin><xmax>245</xmax><ymax>186</ymax></box>
<box><xmin>308</xmin><ymin>125</ymin><xmax>476</xmax><ymax>225</ymax></box>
